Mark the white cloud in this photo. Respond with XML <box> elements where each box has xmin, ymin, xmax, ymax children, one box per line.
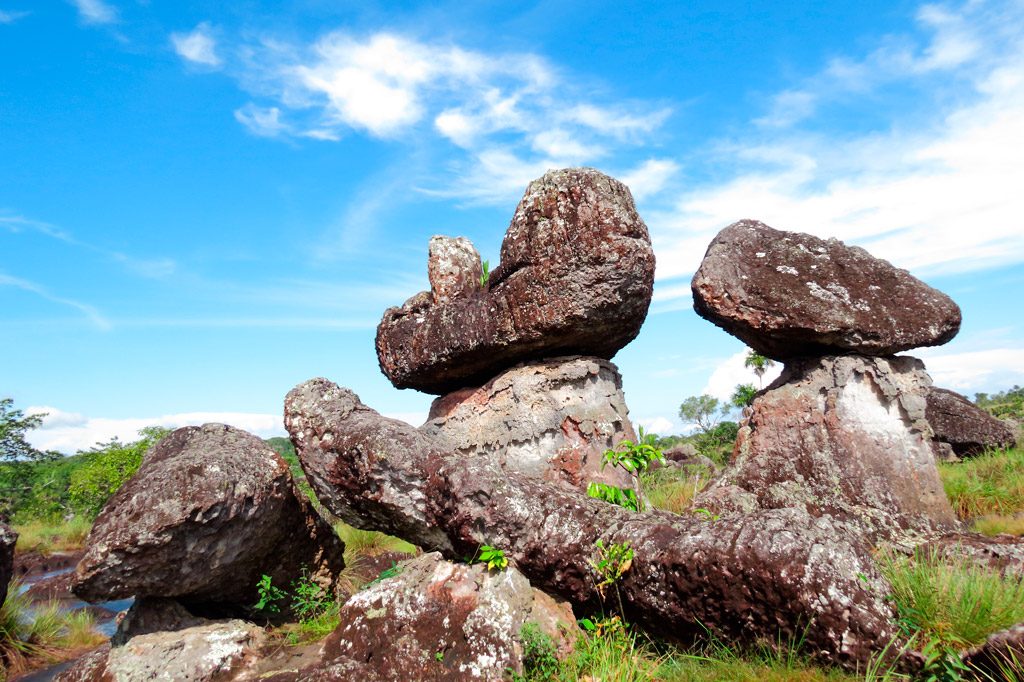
<box><xmin>912</xmin><ymin>347</ymin><xmax>1024</xmax><ymax>394</ymax></box>
<box><xmin>650</xmin><ymin>0</ymin><xmax>1024</xmax><ymax>299</ymax></box>
<box><xmin>171</xmin><ymin>22</ymin><xmax>221</xmax><ymax>67</ymax></box>
<box><xmin>619</xmin><ymin>159</ymin><xmax>679</xmax><ymax>201</ymax></box>
<box><xmin>702</xmin><ymin>350</ymin><xmax>783</xmax><ymax>402</ymax></box>
<box><xmin>234</xmin><ymin>104</ymin><xmax>289</xmax><ymax>138</ymax></box>
<box><xmin>26</xmin><ymin>407</ymin><xmax>285</xmax><ymax>454</ymax></box>
<box><xmin>0</xmin><ymin>272</ymin><xmax>110</xmax><ymax>329</ymax></box>
<box><xmin>635</xmin><ymin>416</ymin><xmax>675</xmax><ymax>437</ymax></box>
<box><xmin>0</xmin><ymin>9</ymin><xmax>29</xmax><ymax>24</ymax></box>
<box><xmin>69</xmin><ymin>0</ymin><xmax>117</xmax><ymax>25</ymax></box>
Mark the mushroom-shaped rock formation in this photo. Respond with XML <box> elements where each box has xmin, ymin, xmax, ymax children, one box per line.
<box><xmin>376</xmin><ymin>168</ymin><xmax>655</xmax><ymax>394</ymax></box>
<box><xmin>926</xmin><ymin>387</ymin><xmax>1016</xmax><ymax>459</ymax></box>
<box><xmin>691</xmin><ymin>220</ymin><xmax>961</xmax><ymax>360</ymax></box>
<box><xmin>72</xmin><ymin>423</ymin><xmax>346</xmax><ymax>611</ymax></box>
<box><xmin>695</xmin><ymin>355</ymin><xmax>958</xmax><ymax>541</ymax></box>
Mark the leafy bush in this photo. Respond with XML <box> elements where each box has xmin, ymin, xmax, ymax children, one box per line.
<box><xmin>67</xmin><ymin>426</ymin><xmax>169</xmax><ymax>517</ymax></box>
<box><xmin>514</xmin><ymin>622</ymin><xmax>560</xmax><ymax>681</ymax></box>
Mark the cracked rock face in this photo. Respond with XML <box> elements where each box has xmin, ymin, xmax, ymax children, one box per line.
<box><xmin>926</xmin><ymin>387</ymin><xmax>1016</xmax><ymax>459</ymax></box>
<box><xmin>72</xmin><ymin>423</ymin><xmax>346</xmax><ymax>609</ymax></box>
<box><xmin>376</xmin><ymin>168</ymin><xmax>655</xmax><ymax>394</ymax></box>
<box><xmin>0</xmin><ymin>522</ymin><xmax>16</xmax><ymax>608</ymax></box>
<box><xmin>691</xmin><ymin>220</ymin><xmax>961</xmax><ymax>360</ymax></box>
<box><xmin>696</xmin><ymin>355</ymin><xmax>958</xmax><ymax>540</ymax></box>
<box><xmin>302</xmin><ymin>552</ymin><xmax>575</xmax><ymax>681</ymax></box>
<box><xmin>421</xmin><ymin>356</ymin><xmax>635</xmax><ymax>492</ymax></box>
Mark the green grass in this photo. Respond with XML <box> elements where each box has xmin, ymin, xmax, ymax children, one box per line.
<box><xmin>970</xmin><ymin>513</ymin><xmax>1024</xmax><ymax>537</ymax></box>
<box><xmin>0</xmin><ymin>581</ymin><xmax>105</xmax><ymax>678</ymax></box>
<box><xmin>938</xmin><ymin>447</ymin><xmax>1024</xmax><ymax>519</ymax></box>
<box><xmin>878</xmin><ymin>548</ymin><xmax>1024</xmax><ymax>649</ymax></box>
<box><xmin>12</xmin><ymin>515</ymin><xmax>93</xmax><ymax>555</ymax></box>
<box><xmin>640</xmin><ymin>464</ymin><xmax>715</xmax><ymax>514</ymax></box>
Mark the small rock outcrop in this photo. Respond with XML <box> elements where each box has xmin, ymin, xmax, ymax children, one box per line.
<box><xmin>695</xmin><ymin>355</ymin><xmax>957</xmax><ymax>540</ymax></box>
<box><xmin>428</xmin><ymin>235</ymin><xmax>484</xmax><ymax>304</ymax></box>
<box><xmin>691</xmin><ymin>220</ymin><xmax>961</xmax><ymax>360</ymax></box>
<box><xmin>0</xmin><ymin>522</ymin><xmax>17</xmax><ymax>608</ymax></box>
<box><xmin>926</xmin><ymin>387</ymin><xmax>1016</xmax><ymax>459</ymax></box>
<box><xmin>917</xmin><ymin>532</ymin><xmax>1024</xmax><ymax>578</ymax></box>
<box><xmin>303</xmin><ymin>552</ymin><xmax>576</xmax><ymax>681</ymax></box>
<box><xmin>72</xmin><ymin>423</ymin><xmax>346</xmax><ymax>611</ymax></box>
<box><xmin>421</xmin><ymin>356</ymin><xmax>635</xmax><ymax>491</ymax></box>
<box><xmin>376</xmin><ymin>168</ymin><xmax>655</xmax><ymax>394</ymax></box>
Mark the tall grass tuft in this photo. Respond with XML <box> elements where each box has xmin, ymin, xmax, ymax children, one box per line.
<box><xmin>13</xmin><ymin>516</ymin><xmax>94</xmax><ymax>555</ymax></box>
<box><xmin>939</xmin><ymin>447</ymin><xmax>1024</xmax><ymax>519</ymax></box>
<box><xmin>640</xmin><ymin>463</ymin><xmax>715</xmax><ymax>515</ymax></box>
<box><xmin>877</xmin><ymin>548</ymin><xmax>1024</xmax><ymax>648</ymax></box>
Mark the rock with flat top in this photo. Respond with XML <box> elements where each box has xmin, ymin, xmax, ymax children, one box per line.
<box><xmin>691</xmin><ymin>220</ymin><xmax>961</xmax><ymax>360</ymax></box>
<box><xmin>926</xmin><ymin>387</ymin><xmax>1016</xmax><ymax>458</ymax></box>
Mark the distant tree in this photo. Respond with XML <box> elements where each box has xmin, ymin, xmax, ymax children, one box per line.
<box><xmin>744</xmin><ymin>350</ymin><xmax>776</xmax><ymax>388</ymax></box>
<box><xmin>678</xmin><ymin>395</ymin><xmax>727</xmax><ymax>434</ymax></box>
<box><xmin>0</xmin><ymin>398</ymin><xmax>46</xmax><ymax>463</ymax></box>
<box><xmin>731</xmin><ymin>383</ymin><xmax>758</xmax><ymax>408</ymax></box>
<box><xmin>68</xmin><ymin>426</ymin><xmax>170</xmax><ymax>517</ymax></box>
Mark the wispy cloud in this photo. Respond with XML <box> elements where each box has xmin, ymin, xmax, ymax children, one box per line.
<box><xmin>171</xmin><ymin>22</ymin><xmax>221</xmax><ymax>67</ymax></box>
<box><xmin>0</xmin><ymin>9</ymin><xmax>29</xmax><ymax>24</ymax></box>
<box><xmin>69</xmin><ymin>0</ymin><xmax>117</xmax><ymax>25</ymax></box>
<box><xmin>650</xmin><ymin>0</ymin><xmax>1024</xmax><ymax>303</ymax></box>
<box><xmin>0</xmin><ymin>272</ymin><xmax>110</xmax><ymax>329</ymax></box>
<box><xmin>912</xmin><ymin>347</ymin><xmax>1024</xmax><ymax>394</ymax></box>
<box><xmin>701</xmin><ymin>350</ymin><xmax>783</xmax><ymax>402</ymax></box>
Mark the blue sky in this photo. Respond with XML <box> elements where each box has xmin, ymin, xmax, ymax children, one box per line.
<box><xmin>2</xmin><ymin>0</ymin><xmax>1023</xmax><ymax>452</ymax></box>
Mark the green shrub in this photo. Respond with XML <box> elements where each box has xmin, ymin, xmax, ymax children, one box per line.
<box><xmin>939</xmin><ymin>447</ymin><xmax>1024</xmax><ymax>519</ymax></box>
<box><xmin>67</xmin><ymin>427</ymin><xmax>168</xmax><ymax>517</ymax></box>
<box><xmin>515</xmin><ymin>622</ymin><xmax>560</xmax><ymax>681</ymax></box>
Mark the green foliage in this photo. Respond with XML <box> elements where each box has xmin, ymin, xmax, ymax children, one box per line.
<box><xmin>514</xmin><ymin>622</ymin><xmax>560</xmax><ymax>681</ymax></box>
<box><xmin>472</xmin><ymin>544</ymin><xmax>508</xmax><ymax>571</ymax></box>
<box><xmin>974</xmin><ymin>386</ymin><xmax>1024</xmax><ymax>420</ymax></box>
<box><xmin>67</xmin><ymin>427</ymin><xmax>169</xmax><ymax>517</ymax></box>
<box><xmin>590</xmin><ymin>540</ymin><xmax>634</xmax><ymax>598</ymax></box>
<box><xmin>290</xmin><ymin>569</ymin><xmax>333</xmax><ymax>621</ymax></box>
<box><xmin>13</xmin><ymin>516</ymin><xmax>92</xmax><ymax>555</ymax></box>
<box><xmin>938</xmin><ymin>446</ymin><xmax>1024</xmax><ymax>519</ymax></box>
<box><xmin>602</xmin><ymin>428</ymin><xmax>665</xmax><ymax>476</ymax></box>
<box><xmin>587</xmin><ymin>481</ymin><xmax>641</xmax><ymax>512</ymax></box>
<box><xmin>366</xmin><ymin>561</ymin><xmax>403</xmax><ymax>587</ymax></box>
<box><xmin>480</xmin><ymin>259</ymin><xmax>491</xmax><ymax>288</ymax></box>
<box><xmin>640</xmin><ymin>463</ymin><xmax>714</xmax><ymax>515</ymax></box>
<box><xmin>743</xmin><ymin>349</ymin><xmax>776</xmax><ymax>388</ymax></box>
<box><xmin>253</xmin><ymin>574</ymin><xmax>288</xmax><ymax>614</ymax></box>
<box><xmin>678</xmin><ymin>394</ymin><xmax>727</xmax><ymax>433</ymax></box>
<box><xmin>0</xmin><ymin>398</ymin><xmax>59</xmax><ymax>517</ymax></box>
<box><xmin>730</xmin><ymin>383</ymin><xmax>757</xmax><ymax>408</ymax></box>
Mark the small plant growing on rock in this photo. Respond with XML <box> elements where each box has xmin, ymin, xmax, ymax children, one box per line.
<box><xmin>253</xmin><ymin>574</ymin><xmax>287</xmax><ymax>614</ymax></box>
<box><xmin>479</xmin><ymin>259</ymin><xmax>491</xmax><ymax>288</ymax></box>
<box><xmin>468</xmin><ymin>544</ymin><xmax>509</xmax><ymax>571</ymax></box>
<box><xmin>586</xmin><ymin>427</ymin><xmax>665</xmax><ymax>513</ymax></box>
<box><xmin>513</xmin><ymin>622</ymin><xmax>559</xmax><ymax>681</ymax></box>
<box><xmin>586</xmin><ymin>482</ymin><xmax>641</xmax><ymax>512</ymax></box>
<box><xmin>589</xmin><ymin>539</ymin><xmax>634</xmax><ymax>622</ymax></box>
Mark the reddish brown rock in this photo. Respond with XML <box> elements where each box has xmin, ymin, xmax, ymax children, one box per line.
<box><xmin>916</xmin><ymin>532</ymin><xmax>1024</xmax><ymax>578</ymax></box>
<box><xmin>376</xmin><ymin>168</ymin><xmax>655</xmax><ymax>394</ymax></box>
<box><xmin>695</xmin><ymin>355</ymin><xmax>958</xmax><ymax>540</ymax></box>
<box><xmin>961</xmin><ymin>622</ymin><xmax>1024</xmax><ymax>680</ymax></box>
<box><xmin>428</xmin><ymin>235</ymin><xmax>483</xmax><ymax>304</ymax></box>
<box><xmin>927</xmin><ymin>387</ymin><xmax>1016</xmax><ymax>458</ymax></box>
<box><xmin>285</xmin><ymin>377</ymin><xmax>912</xmax><ymax>671</ymax></box>
<box><xmin>421</xmin><ymin>356</ymin><xmax>635</xmax><ymax>492</ymax></box>
<box><xmin>302</xmin><ymin>552</ymin><xmax>575</xmax><ymax>681</ymax></box>
<box><xmin>0</xmin><ymin>522</ymin><xmax>16</xmax><ymax>608</ymax></box>
<box><xmin>691</xmin><ymin>220</ymin><xmax>961</xmax><ymax>360</ymax></box>
<box><xmin>72</xmin><ymin>423</ymin><xmax>345</xmax><ymax>611</ymax></box>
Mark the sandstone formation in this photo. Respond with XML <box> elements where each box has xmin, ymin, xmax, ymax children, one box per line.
<box><xmin>428</xmin><ymin>235</ymin><xmax>484</xmax><ymax>304</ymax></box>
<box><xmin>421</xmin><ymin>356</ymin><xmax>635</xmax><ymax>491</ymax></box>
<box><xmin>376</xmin><ymin>168</ymin><xmax>655</xmax><ymax>394</ymax></box>
<box><xmin>917</xmin><ymin>532</ymin><xmax>1024</xmax><ymax>578</ymax></box>
<box><xmin>300</xmin><ymin>552</ymin><xmax>576</xmax><ymax>681</ymax></box>
<box><xmin>695</xmin><ymin>355</ymin><xmax>957</xmax><ymax>540</ymax></box>
<box><xmin>72</xmin><ymin>423</ymin><xmax>346</xmax><ymax>611</ymax></box>
<box><xmin>57</xmin><ymin>618</ymin><xmax>266</xmax><ymax>682</ymax></box>
<box><xmin>691</xmin><ymin>220</ymin><xmax>961</xmax><ymax>360</ymax></box>
<box><xmin>926</xmin><ymin>387</ymin><xmax>1016</xmax><ymax>459</ymax></box>
<box><xmin>0</xmin><ymin>521</ymin><xmax>16</xmax><ymax>608</ymax></box>
<box><xmin>285</xmin><ymin>378</ymin><xmax>909</xmax><ymax>671</ymax></box>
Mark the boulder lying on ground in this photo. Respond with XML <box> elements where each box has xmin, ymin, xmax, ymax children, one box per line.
<box><xmin>421</xmin><ymin>356</ymin><xmax>636</xmax><ymax>492</ymax></box>
<box><xmin>376</xmin><ymin>168</ymin><xmax>655</xmax><ymax>394</ymax></box>
<box><xmin>926</xmin><ymin>387</ymin><xmax>1016</xmax><ymax>459</ymax></box>
<box><xmin>691</xmin><ymin>220</ymin><xmax>961</xmax><ymax>360</ymax></box>
<box><xmin>300</xmin><ymin>552</ymin><xmax>576</xmax><ymax>681</ymax></box>
<box><xmin>695</xmin><ymin>355</ymin><xmax>957</xmax><ymax>541</ymax></box>
<box><xmin>916</xmin><ymin>532</ymin><xmax>1024</xmax><ymax>578</ymax></box>
<box><xmin>72</xmin><ymin>423</ymin><xmax>346</xmax><ymax>612</ymax></box>
<box><xmin>285</xmin><ymin>377</ymin><xmax>910</xmax><ymax>671</ymax></box>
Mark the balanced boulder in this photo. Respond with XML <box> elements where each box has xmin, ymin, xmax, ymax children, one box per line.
<box><xmin>926</xmin><ymin>387</ymin><xmax>1016</xmax><ymax>458</ymax></box>
<box><xmin>376</xmin><ymin>168</ymin><xmax>655</xmax><ymax>394</ymax></box>
<box><xmin>72</xmin><ymin>423</ymin><xmax>345</xmax><ymax>610</ymax></box>
<box><xmin>695</xmin><ymin>355</ymin><xmax>958</xmax><ymax>540</ymax></box>
<box><xmin>691</xmin><ymin>220</ymin><xmax>961</xmax><ymax>360</ymax></box>
<box><xmin>421</xmin><ymin>356</ymin><xmax>636</xmax><ymax>492</ymax></box>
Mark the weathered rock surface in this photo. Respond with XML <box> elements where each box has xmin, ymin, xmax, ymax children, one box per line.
<box><xmin>691</xmin><ymin>220</ymin><xmax>961</xmax><ymax>359</ymax></box>
<box><xmin>421</xmin><ymin>356</ymin><xmax>635</xmax><ymax>491</ymax></box>
<box><xmin>111</xmin><ymin>597</ymin><xmax>208</xmax><ymax>646</ymax></box>
<box><xmin>300</xmin><ymin>552</ymin><xmax>575</xmax><ymax>681</ymax></box>
<box><xmin>428</xmin><ymin>235</ymin><xmax>483</xmax><ymax>304</ymax></box>
<box><xmin>286</xmin><ymin>377</ymin><xmax>913</xmax><ymax>671</ymax></box>
<box><xmin>916</xmin><ymin>532</ymin><xmax>1024</xmax><ymax>578</ymax></box>
<box><xmin>56</xmin><ymin>618</ymin><xmax>266</xmax><ymax>682</ymax></box>
<box><xmin>72</xmin><ymin>423</ymin><xmax>345</xmax><ymax>610</ymax></box>
<box><xmin>927</xmin><ymin>387</ymin><xmax>1016</xmax><ymax>458</ymax></box>
<box><xmin>376</xmin><ymin>168</ymin><xmax>655</xmax><ymax>394</ymax></box>
<box><xmin>695</xmin><ymin>355</ymin><xmax>958</xmax><ymax>541</ymax></box>
<box><xmin>0</xmin><ymin>521</ymin><xmax>17</xmax><ymax>607</ymax></box>
<box><xmin>961</xmin><ymin>622</ymin><xmax>1024</xmax><ymax>680</ymax></box>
